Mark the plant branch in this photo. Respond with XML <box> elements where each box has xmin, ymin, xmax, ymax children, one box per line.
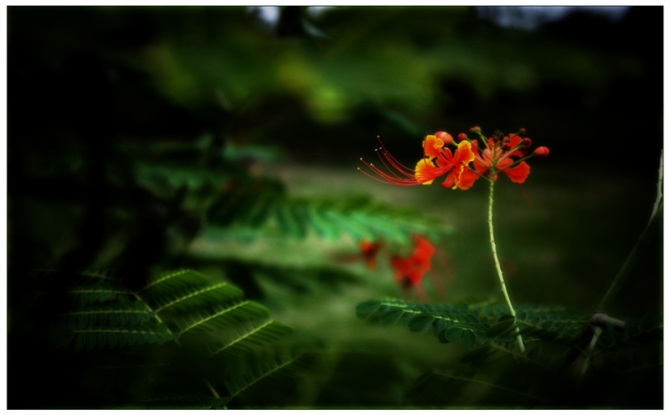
<box><xmin>597</xmin><ymin>150</ymin><xmax>663</xmax><ymax>313</ymax></box>
<box><xmin>580</xmin><ymin>326</ymin><xmax>603</xmax><ymax>378</ymax></box>
<box><xmin>488</xmin><ymin>179</ymin><xmax>525</xmax><ymax>353</ymax></box>
<box><xmin>580</xmin><ymin>313</ymin><xmax>626</xmax><ymax>378</ymax></box>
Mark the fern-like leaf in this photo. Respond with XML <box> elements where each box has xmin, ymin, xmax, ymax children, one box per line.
<box><xmin>209</xmin><ymin>192</ymin><xmax>451</xmax><ymax>244</ymax></box>
<box><xmin>62</xmin><ymin>301</ymin><xmax>155</xmax><ymax>329</ymax></box>
<box><xmin>69</xmin><ymin>323</ymin><xmax>174</xmax><ymax>352</ymax></box>
<box><xmin>223</xmin><ymin>350</ymin><xmax>305</xmax><ymax>400</ymax></box>
<box><xmin>357</xmin><ymin>299</ymin><xmax>590</xmax><ymax>348</ymax></box>
<box><xmin>41</xmin><ymin>268</ymin><xmax>304</xmax><ymax>408</ymax></box>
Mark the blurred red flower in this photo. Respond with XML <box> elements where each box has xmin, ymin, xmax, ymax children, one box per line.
<box><xmin>390</xmin><ymin>235</ymin><xmax>436</xmax><ymax>290</ymax></box>
<box><xmin>359</xmin><ymin>239</ymin><xmax>382</xmax><ymax>269</ymax></box>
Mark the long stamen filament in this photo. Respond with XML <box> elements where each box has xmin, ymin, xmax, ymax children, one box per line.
<box><xmin>376</xmin><ymin>148</ymin><xmax>415</xmax><ymax>179</ymax></box>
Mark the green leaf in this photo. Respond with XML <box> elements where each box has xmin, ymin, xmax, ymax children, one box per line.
<box><xmin>437</xmin><ymin>328</ymin><xmax>450</xmax><ymax>344</ymax></box>
<box><xmin>42</xmin><ymin>268</ymin><xmax>301</xmax><ymax>408</ymax></box>
<box><xmin>407</xmin><ymin>314</ymin><xmax>436</xmax><ymax>335</ymax></box>
<box><xmin>222</xmin><ymin>350</ymin><xmax>305</xmax><ymax>401</ymax></box>
<box><xmin>63</xmin><ymin>302</ymin><xmax>154</xmax><ymax>329</ymax></box>
<box><xmin>356</xmin><ymin>299</ymin><xmax>589</xmax><ymax>347</ymax></box>
<box><xmin>445</xmin><ymin>327</ymin><xmax>465</xmax><ymax>343</ymax></box>
<box><xmin>208</xmin><ymin>192</ymin><xmax>452</xmax><ymax>244</ymax></box>
<box><xmin>379</xmin><ymin>308</ymin><xmax>406</xmax><ymax>325</ymax></box>
<box><xmin>462</xmin><ymin>330</ymin><xmax>478</xmax><ymax>349</ymax></box>
<box><xmin>485</xmin><ymin>315</ymin><xmax>516</xmax><ymax>338</ymax></box>
<box><xmin>69</xmin><ymin>323</ymin><xmax>174</xmax><ymax>351</ymax></box>
<box><xmin>356</xmin><ymin>300</ymin><xmax>383</xmax><ymax>319</ymax></box>
<box><xmin>434</xmin><ymin>318</ymin><xmax>448</xmax><ymax>338</ymax></box>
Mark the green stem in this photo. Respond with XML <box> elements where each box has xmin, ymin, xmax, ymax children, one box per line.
<box><xmin>580</xmin><ymin>326</ymin><xmax>603</xmax><ymax>378</ymax></box>
<box><xmin>488</xmin><ymin>178</ymin><xmax>526</xmax><ymax>353</ymax></box>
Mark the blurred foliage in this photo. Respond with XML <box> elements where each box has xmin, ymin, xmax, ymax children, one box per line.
<box><xmin>27</xmin><ymin>268</ymin><xmax>308</xmax><ymax>408</ymax></box>
<box><xmin>7</xmin><ymin>5</ymin><xmax>662</xmax><ymax>409</ymax></box>
<box><xmin>358</xmin><ymin>297</ymin><xmax>661</xmax><ymax>407</ymax></box>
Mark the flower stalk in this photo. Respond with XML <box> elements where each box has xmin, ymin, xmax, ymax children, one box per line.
<box><xmin>359</xmin><ymin>126</ymin><xmax>547</xmax><ymax>353</ymax></box>
<box><xmin>488</xmin><ymin>178</ymin><xmax>526</xmax><ymax>353</ymax></box>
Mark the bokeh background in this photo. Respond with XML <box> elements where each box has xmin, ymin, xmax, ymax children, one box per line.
<box><xmin>7</xmin><ymin>6</ymin><xmax>663</xmax><ymax>408</ymax></box>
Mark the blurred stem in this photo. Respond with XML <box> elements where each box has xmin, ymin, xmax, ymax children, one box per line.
<box><xmin>205</xmin><ymin>379</ymin><xmax>220</xmax><ymax>399</ymax></box>
<box><xmin>488</xmin><ymin>178</ymin><xmax>526</xmax><ymax>353</ymax></box>
<box><xmin>597</xmin><ymin>150</ymin><xmax>663</xmax><ymax>313</ymax></box>
<box><xmin>580</xmin><ymin>326</ymin><xmax>603</xmax><ymax>378</ymax></box>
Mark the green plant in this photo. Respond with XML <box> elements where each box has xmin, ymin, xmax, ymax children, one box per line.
<box><xmin>28</xmin><ymin>268</ymin><xmax>310</xmax><ymax>408</ymax></box>
<box><xmin>8</xmin><ymin>6</ymin><xmax>662</xmax><ymax>409</ymax></box>
<box><xmin>356</xmin><ymin>128</ymin><xmax>663</xmax><ymax>407</ymax></box>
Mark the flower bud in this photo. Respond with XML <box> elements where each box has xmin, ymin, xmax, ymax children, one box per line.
<box><xmin>434</xmin><ymin>131</ymin><xmax>454</xmax><ymax>145</ymax></box>
<box><xmin>469</xmin><ymin>126</ymin><xmax>481</xmax><ymax>133</ymax></box>
<box><xmin>534</xmin><ymin>146</ymin><xmax>550</xmax><ymax>157</ymax></box>
<box><xmin>518</xmin><ymin>128</ymin><xmax>527</xmax><ymax>135</ymax></box>
<box><xmin>457</xmin><ymin>132</ymin><xmax>468</xmax><ymax>141</ymax></box>
<box><xmin>522</xmin><ymin>137</ymin><xmax>532</xmax><ymax>147</ymax></box>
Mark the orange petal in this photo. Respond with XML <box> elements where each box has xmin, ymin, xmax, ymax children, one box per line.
<box><xmin>455</xmin><ymin>168</ymin><xmax>479</xmax><ymax>190</ymax></box>
<box><xmin>422</xmin><ymin>135</ymin><xmax>444</xmax><ymax>158</ymax></box>
<box><xmin>473</xmin><ymin>159</ymin><xmax>489</xmax><ymax>175</ymax></box>
<box><xmin>503</xmin><ymin>161</ymin><xmax>530</xmax><ymax>183</ymax></box>
<box><xmin>413</xmin><ymin>235</ymin><xmax>436</xmax><ymax>258</ymax></box>
<box><xmin>453</xmin><ymin>141</ymin><xmax>475</xmax><ymax>165</ymax></box>
<box><xmin>414</xmin><ymin>158</ymin><xmax>439</xmax><ymax>184</ymax></box>
<box><xmin>496</xmin><ymin>156</ymin><xmax>513</xmax><ymax>171</ymax></box>
<box><xmin>441</xmin><ymin>174</ymin><xmax>455</xmax><ymax>189</ymax></box>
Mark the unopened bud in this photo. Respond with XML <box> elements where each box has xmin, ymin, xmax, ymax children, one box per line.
<box><xmin>457</xmin><ymin>132</ymin><xmax>468</xmax><ymax>141</ymax></box>
<box><xmin>519</xmin><ymin>128</ymin><xmax>527</xmax><ymax>135</ymax></box>
<box><xmin>434</xmin><ymin>131</ymin><xmax>454</xmax><ymax>145</ymax></box>
<box><xmin>534</xmin><ymin>146</ymin><xmax>550</xmax><ymax>157</ymax></box>
<box><xmin>522</xmin><ymin>137</ymin><xmax>533</xmax><ymax>147</ymax></box>
<box><xmin>469</xmin><ymin>126</ymin><xmax>481</xmax><ymax>133</ymax></box>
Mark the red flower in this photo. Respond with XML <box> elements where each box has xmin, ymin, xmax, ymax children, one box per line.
<box><xmin>390</xmin><ymin>235</ymin><xmax>436</xmax><ymax>289</ymax></box>
<box><xmin>360</xmin><ymin>128</ymin><xmax>548</xmax><ymax>190</ymax></box>
<box><xmin>359</xmin><ymin>133</ymin><xmax>477</xmax><ymax>190</ymax></box>
<box><xmin>360</xmin><ymin>239</ymin><xmax>382</xmax><ymax>269</ymax></box>
<box><xmin>472</xmin><ymin>134</ymin><xmax>531</xmax><ymax>184</ymax></box>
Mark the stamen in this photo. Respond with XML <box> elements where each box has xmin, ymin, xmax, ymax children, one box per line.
<box><xmin>358</xmin><ymin>141</ymin><xmax>423</xmax><ymax>186</ymax></box>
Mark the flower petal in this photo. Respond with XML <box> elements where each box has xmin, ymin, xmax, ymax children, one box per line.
<box><xmin>390</xmin><ymin>235</ymin><xmax>436</xmax><ymax>287</ymax></box>
<box><xmin>422</xmin><ymin>135</ymin><xmax>444</xmax><ymax>159</ymax></box>
<box><xmin>453</xmin><ymin>141</ymin><xmax>476</xmax><ymax>165</ymax></box>
<box><xmin>455</xmin><ymin>168</ymin><xmax>479</xmax><ymax>190</ymax></box>
<box><xmin>414</xmin><ymin>158</ymin><xmax>440</xmax><ymax>184</ymax></box>
<box><xmin>441</xmin><ymin>174</ymin><xmax>455</xmax><ymax>189</ymax></box>
<box><xmin>412</xmin><ymin>235</ymin><xmax>436</xmax><ymax>259</ymax></box>
<box><xmin>503</xmin><ymin>161</ymin><xmax>531</xmax><ymax>183</ymax></box>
